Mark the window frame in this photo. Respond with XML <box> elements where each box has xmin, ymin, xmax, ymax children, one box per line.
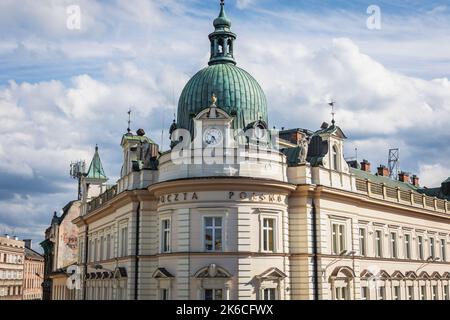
<box><xmin>390</xmin><ymin>231</ymin><xmax>398</xmax><ymax>259</ymax></box>
<box><xmin>404</xmin><ymin>233</ymin><xmax>411</xmax><ymax>259</ymax></box>
<box><xmin>203</xmin><ymin>215</ymin><xmax>224</xmax><ymax>252</ymax></box>
<box><xmin>374</xmin><ymin>229</ymin><xmax>383</xmax><ymax>258</ymax></box>
<box><xmin>331</xmin><ymin>221</ymin><xmax>346</xmax><ymax>255</ymax></box>
<box><xmin>160</xmin><ymin>218</ymin><xmax>172</xmax><ymax>254</ymax></box>
<box><xmin>359</xmin><ymin>227</ymin><xmax>367</xmax><ymax>256</ymax></box>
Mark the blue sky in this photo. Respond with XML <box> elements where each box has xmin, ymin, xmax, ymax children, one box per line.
<box><xmin>0</xmin><ymin>0</ymin><xmax>450</xmax><ymax>251</ymax></box>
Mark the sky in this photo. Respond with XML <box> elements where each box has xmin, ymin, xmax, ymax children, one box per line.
<box><xmin>0</xmin><ymin>0</ymin><xmax>449</xmax><ymax>252</ymax></box>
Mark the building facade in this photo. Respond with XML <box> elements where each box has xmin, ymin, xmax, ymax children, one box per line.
<box><xmin>23</xmin><ymin>240</ymin><xmax>44</xmax><ymax>300</ymax></box>
<box><xmin>40</xmin><ymin>200</ymin><xmax>81</xmax><ymax>300</ymax></box>
<box><xmin>67</xmin><ymin>1</ymin><xmax>450</xmax><ymax>300</ymax></box>
<box><xmin>0</xmin><ymin>235</ymin><xmax>24</xmax><ymax>300</ymax></box>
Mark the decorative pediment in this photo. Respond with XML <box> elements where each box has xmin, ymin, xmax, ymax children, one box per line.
<box><xmin>152</xmin><ymin>267</ymin><xmax>174</xmax><ymax>279</ymax></box>
<box><xmin>330</xmin><ymin>266</ymin><xmax>355</xmax><ymax>279</ymax></box>
<box><xmin>195</xmin><ymin>106</ymin><xmax>232</xmax><ymax>121</ymax></box>
<box><xmin>360</xmin><ymin>270</ymin><xmax>374</xmax><ymax>279</ymax></box>
<box><xmin>391</xmin><ymin>271</ymin><xmax>405</xmax><ymax>280</ymax></box>
<box><xmin>419</xmin><ymin>271</ymin><xmax>431</xmax><ymax>279</ymax></box>
<box><xmin>256</xmin><ymin>267</ymin><xmax>287</xmax><ymax>281</ymax></box>
<box><xmin>405</xmin><ymin>271</ymin><xmax>418</xmax><ymax>279</ymax></box>
<box><xmin>431</xmin><ymin>272</ymin><xmax>442</xmax><ymax>279</ymax></box>
<box><xmin>114</xmin><ymin>267</ymin><xmax>128</xmax><ymax>279</ymax></box>
<box><xmin>377</xmin><ymin>270</ymin><xmax>391</xmax><ymax>280</ymax></box>
<box><xmin>194</xmin><ymin>264</ymin><xmax>232</xmax><ymax>278</ymax></box>
<box><xmin>442</xmin><ymin>272</ymin><xmax>450</xmax><ymax>279</ymax></box>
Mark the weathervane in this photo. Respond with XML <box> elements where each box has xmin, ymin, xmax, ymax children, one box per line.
<box><xmin>127</xmin><ymin>108</ymin><xmax>132</xmax><ymax>133</ymax></box>
<box><xmin>328</xmin><ymin>101</ymin><xmax>336</xmax><ymax>125</ymax></box>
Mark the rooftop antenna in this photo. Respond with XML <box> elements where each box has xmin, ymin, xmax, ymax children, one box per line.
<box><xmin>388</xmin><ymin>148</ymin><xmax>399</xmax><ymax>179</ymax></box>
<box><xmin>70</xmin><ymin>159</ymin><xmax>86</xmax><ymax>200</ymax></box>
<box><xmin>127</xmin><ymin>108</ymin><xmax>132</xmax><ymax>134</ymax></box>
<box><xmin>328</xmin><ymin>101</ymin><xmax>336</xmax><ymax>125</ymax></box>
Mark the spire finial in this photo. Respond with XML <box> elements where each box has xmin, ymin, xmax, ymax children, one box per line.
<box><xmin>127</xmin><ymin>108</ymin><xmax>132</xmax><ymax>133</ymax></box>
<box><xmin>95</xmin><ymin>144</ymin><xmax>98</xmax><ymax>152</ymax></box>
<box><xmin>328</xmin><ymin>101</ymin><xmax>336</xmax><ymax>125</ymax></box>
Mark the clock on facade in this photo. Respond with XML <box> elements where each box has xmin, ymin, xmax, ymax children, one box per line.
<box><xmin>203</xmin><ymin>127</ymin><xmax>223</xmax><ymax>146</ymax></box>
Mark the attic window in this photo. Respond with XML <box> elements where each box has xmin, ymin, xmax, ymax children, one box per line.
<box><xmin>332</xmin><ymin>145</ymin><xmax>338</xmax><ymax>171</ymax></box>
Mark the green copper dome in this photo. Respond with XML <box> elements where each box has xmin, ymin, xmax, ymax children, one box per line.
<box><xmin>177</xmin><ymin>0</ymin><xmax>268</xmax><ymax>134</ymax></box>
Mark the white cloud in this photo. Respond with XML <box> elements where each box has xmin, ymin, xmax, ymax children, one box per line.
<box><xmin>236</xmin><ymin>0</ymin><xmax>255</xmax><ymax>10</ymax></box>
<box><xmin>418</xmin><ymin>163</ymin><xmax>450</xmax><ymax>188</ymax></box>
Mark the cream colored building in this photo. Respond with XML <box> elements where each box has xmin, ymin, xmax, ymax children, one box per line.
<box><xmin>71</xmin><ymin>1</ymin><xmax>450</xmax><ymax>301</ymax></box>
<box><xmin>0</xmin><ymin>235</ymin><xmax>24</xmax><ymax>300</ymax></box>
<box><xmin>22</xmin><ymin>240</ymin><xmax>44</xmax><ymax>300</ymax></box>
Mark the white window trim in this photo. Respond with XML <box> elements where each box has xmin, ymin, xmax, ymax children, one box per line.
<box><xmin>259</xmin><ymin>212</ymin><xmax>279</xmax><ymax>253</ymax></box>
<box><xmin>159</xmin><ymin>216</ymin><xmax>172</xmax><ymax>254</ymax></box>
<box><xmin>358</xmin><ymin>227</ymin><xmax>367</xmax><ymax>257</ymax></box>
<box><xmin>404</xmin><ymin>233</ymin><xmax>412</xmax><ymax>259</ymax></box>
<box><xmin>390</xmin><ymin>231</ymin><xmax>398</xmax><ymax>259</ymax></box>
<box><xmin>374</xmin><ymin>229</ymin><xmax>384</xmax><ymax>258</ymax></box>
<box><xmin>330</xmin><ymin>220</ymin><xmax>347</xmax><ymax>255</ymax></box>
<box><xmin>202</xmin><ymin>214</ymin><xmax>226</xmax><ymax>252</ymax></box>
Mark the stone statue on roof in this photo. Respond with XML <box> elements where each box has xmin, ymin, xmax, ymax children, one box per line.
<box><xmin>298</xmin><ymin>135</ymin><xmax>310</xmax><ymax>164</ymax></box>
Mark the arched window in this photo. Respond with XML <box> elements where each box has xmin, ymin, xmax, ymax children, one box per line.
<box><xmin>332</xmin><ymin>145</ymin><xmax>339</xmax><ymax>171</ymax></box>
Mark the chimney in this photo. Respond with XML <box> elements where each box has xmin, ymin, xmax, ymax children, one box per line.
<box><xmin>377</xmin><ymin>165</ymin><xmax>389</xmax><ymax>177</ymax></box>
<box><xmin>4</xmin><ymin>234</ymin><xmax>9</xmax><ymax>239</ymax></box>
<box><xmin>398</xmin><ymin>171</ymin><xmax>410</xmax><ymax>183</ymax></box>
<box><xmin>13</xmin><ymin>236</ymin><xmax>19</xmax><ymax>241</ymax></box>
<box><xmin>24</xmin><ymin>239</ymin><xmax>32</xmax><ymax>249</ymax></box>
<box><xmin>360</xmin><ymin>159</ymin><xmax>371</xmax><ymax>172</ymax></box>
<box><xmin>411</xmin><ymin>175</ymin><xmax>420</xmax><ymax>187</ymax></box>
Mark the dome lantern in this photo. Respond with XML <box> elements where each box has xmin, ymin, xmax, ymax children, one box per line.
<box><xmin>209</xmin><ymin>0</ymin><xmax>236</xmax><ymax>66</ymax></box>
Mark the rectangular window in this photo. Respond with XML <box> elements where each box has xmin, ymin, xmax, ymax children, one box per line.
<box><xmin>420</xmin><ymin>285</ymin><xmax>426</xmax><ymax>300</ymax></box>
<box><xmin>120</xmin><ymin>227</ymin><xmax>128</xmax><ymax>257</ymax></box>
<box><xmin>443</xmin><ymin>285</ymin><xmax>449</xmax><ymax>300</ymax></box>
<box><xmin>335</xmin><ymin>287</ymin><xmax>348</xmax><ymax>300</ymax></box>
<box><xmin>361</xmin><ymin>287</ymin><xmax>368</xmax><ymax>300</ymax></box>
<box><xmin>430</xmin><ymin>238</ymin><xmax>435</xmax><ymax>259</ymax></box>
<box><xmin>405</xmin><ymin>234</ymin><xmax>411</xmax><ymax>259</ymax></box>
<box><xmin>440</xmin><ymin>239</ymin><xmax>446</xmax><ymax>262</ymax></box>
<box><xmin>378</xmin><ymin>286</ymin><xmax>385</xmax><ymax>300</ymax></box>
<box><xmin>390</xmin><ymin>232</ymin><xmax>397</xmax><ymax>258</ymax></box>
<box><xmin>204</xmin><ymin>217</ymin><xmax>223</xmax><ymax>251</ymax></box>
<box><xmin>262</xmin><ymin>288</ymin><xmax>277</xmax><ymax>300</ymax></box>
<box><xmin>432</xmin><ymin>285</ymin><xmax>438</xmax><ymax>300</ymax></box>
<box><xmin>418</xmin><ymin>236</ymin><xmax>424</xmax><ymax>260</ymax></box>
<box><xmin>106</xmin><ymin>234</ymin><xmax>111</xmax><ymax>260</ymax></box>
<box><xmin>262</xmin><ymin>218</ymin><xmax>275</xmax><ymax>252</ymax></box>
<box><xmin>393</xmin><ymin>285</ymin><xmax>400</xmax><ymax>300</ymax></box>
<box><xmin>160</xmin><ymin>288</ymin><xmax>169</xmax><ymax>300</ymax></box>
<box><xmin>407</xmin><ymin>285</ymin><xmax>414</xmax><ymax>300</ymax></box>
<box><xmin>161</xmin><ymin>219</ymin><xmax>171</xmax><ymax>253</ymax></box>
<box><xmin>332</xmin><ymin>223</ymin><xmax>346</xmax><ymax>254</ymax></box>
<box><xmin>375</xmin><ymin>230</ymin><xmax>383</xmax><ymax>258</ymax></box>
<box><xmin>89</xmin><ymin>240</ymin><xmax>94</xmax><ymax>262</ymax></box>
<box><xmin>359</xmin><ymin>228</ymin><xmax>366</xmax><ymax>256</ymax></box>
<box><xmin>100</xmin><ymin>236</ymin><xmax>105</xmax><ymax>261</ymax></box>
<box><xmin>204</xmin><ymin>288</ymin><xmax>223</xmax><ymax>301</ymax></box>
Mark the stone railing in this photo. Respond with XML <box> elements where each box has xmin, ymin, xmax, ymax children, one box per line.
<box><xmin>86</xmin><ymin>185</ymin><xmax>118</xmax><ymax>214</ymax></box>
<box><xmin>355</xmin><ymin>178</ymin><xmax>449</xmax><ymax>214</ymax></box>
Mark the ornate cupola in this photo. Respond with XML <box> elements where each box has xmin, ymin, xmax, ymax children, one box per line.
<box><xmin>177</xmin><ymin>0</ymin><xmax>268</xmax><ymax>135</ymax></box>
<box><xmin>209</xmin><ymin>0</ymin><xmax>236</xmax><ymax>65</ymax></box>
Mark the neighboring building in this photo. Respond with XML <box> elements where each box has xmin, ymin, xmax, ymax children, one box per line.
<box><xmin>22</xmin><ymin>240</ymin><xmax>44</xmax><ymax>300</ymax></box>
<box><xmin>40</xmin><ymin>200</ymin><xmax>81</xmax><ymax>300</ymax></box>
<box><xmin>69</xmin><ymin>1</ymin><xmax>450</xmax><ymax>300</ymax></box>
<box><xmin>0</xmin><ymin>235</ymin><xmax>24</xmax><ymax>300</ymax></box>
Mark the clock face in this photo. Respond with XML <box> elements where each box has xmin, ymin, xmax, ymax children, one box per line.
<box><xmin>203</xmin><ymin>127</ymin><xmax>223</xmax><ymax>146</ymax></box>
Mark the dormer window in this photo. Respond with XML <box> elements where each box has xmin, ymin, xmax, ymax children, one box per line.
<box><xmin>332</xmin><ymin>145</ymin><xmax>339</xmax><ymax>171</ymax></box>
